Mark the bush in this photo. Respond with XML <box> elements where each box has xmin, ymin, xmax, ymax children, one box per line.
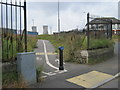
<box><xmin>36</xmin><ymin>66</ymin><xmax>43</xmax><ymax>82</ymax></box>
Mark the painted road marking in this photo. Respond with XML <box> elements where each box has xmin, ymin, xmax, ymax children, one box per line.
<box><xmin>43</xmin><ymin>40</ymin><xmax>59</xmax><ymax>70</ymax></box>
<box><xmin>54</xmin><ymin>69</ymin><xmax>68</xmax><ymax>73</ymax></box>
<box><xmin>66</xmin><ymin>71</ymin><xmax>113</xmax><ymax>88</ymax></box>
<box><xmin>41</xmin><ymin>76</ymin><xmax>47</xmax><ymax>78</ymax></box>
<box><xmin>36</xmin><ymin>57</ymin><xmax>42</xmax><ymax>61</ymax></box>
<box><xmin>36</xmin><ymin>52</ymin><xmax>57</xmax><ymax>55</ymax></box>
<box><xmin>58</xmin><ymin>69</ymin><xmax>68</xmax><ymax>74</ymax></box>
<box><xmin>42</xmin><ymin>71</ymin><xmax>56</xmax><ymax>76</ymax></box>
<box><xmin>36</xmin><ymin>57</ymin><xmax>39</xmax><ymax>60</ymax></box>
<box><xmin>36</xmin><ymin>52</ymin><xmax>45</xmax><ymax>55</ymax></box>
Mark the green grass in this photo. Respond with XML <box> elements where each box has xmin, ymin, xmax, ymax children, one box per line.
<box><xmin>38</xmin><ymin>34</ymin><xmax>85</xmax><ymax>61</ymax></box>
<box><xmin>112</xmin><ymin>35</ymin><xmax>120</xmax><ymax>42</ymax></box>
<box><xmin>2</xmin><ymin>72</ymin><xmax>18</xmax><ymax>85</ymax></box>
<box><xmin>2</xmin><ymin>35</ymin><xmax>38</xmax><ymax>62</ymax></box>
<box><xmin>36</xmin><ymin>66</ymin><xmax>43</xmax><ymax>82</ymax></box>
<box><xmin>38</xmin><ymin>34</ymin><xmax>114</xmax><ymax>63</ymax></box>
<box><xmin>2</xmin><ymin>71</ymin><xmax>28</xmax><ymax>88</ymax></box>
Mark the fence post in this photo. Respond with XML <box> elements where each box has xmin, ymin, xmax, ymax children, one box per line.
<box><xmin>24</xmin><ymin>1</ymin><xmax>27</xmax><ymax>52</ymax></box>
<box><xmin>87</xmin><ymin>13</ymin><xmax>90</xmax><ymax>50</ymax></box>
<box><xmin>110</xmin><ymin>20</ymin><xmax>112</xmax><ymax>40</ymax></box>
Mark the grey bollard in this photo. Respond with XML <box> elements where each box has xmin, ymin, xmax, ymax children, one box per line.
<box><xmin>17</xmin><ymin>52</ymin><xmax>36</xmax><ymax>85</ymax></box>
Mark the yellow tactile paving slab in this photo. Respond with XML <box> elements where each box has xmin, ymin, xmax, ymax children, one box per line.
<box><xmin>66</xmin><ymin>71</ymin><xmax>113</xmax><ymax>88</ymax></box>
<box><xmin>36</xmin><ymin>52</ymin><xmax>57</xmax><ymax>55</ymax></box>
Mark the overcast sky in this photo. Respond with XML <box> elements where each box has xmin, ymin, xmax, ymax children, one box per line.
<box><xmin>0</xmin><ymin>0</ymin><xmax>119</xmax><ymax>34</ymax></box>
<box><xmin>27</xmin><ymin>0</ymin><xmax>119</xmax><ymax>34</ymax></box>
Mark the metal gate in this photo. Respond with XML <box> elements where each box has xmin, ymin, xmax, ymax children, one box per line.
<box><xmin>0</xmin><ymin>0</ymin><xmax>27</xmax><ymax>62</ymax></box>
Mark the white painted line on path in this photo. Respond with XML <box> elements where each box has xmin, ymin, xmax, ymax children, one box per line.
<box><xmin>42</xmin><ymin>71</ymin><xmax>56</xmax><ymax>76</ymax></box>
<box><xmin>58</xmin><ymin>69</ymin><xmax>68</xmax><ymax>74</ymax></box>
<box><xmin>54</xmin><ymin>69</ymin><xmax>68</xmax><ymax>73</ymax></box>
<box><xmin>41</xmin><ymin>76</ymin><xmax>47</xmax><ymax>78</ymax></box>
<box><xmin>36</xmin><ymin>57</ymin><xmax>42</xmax><ymax>61</ymax></box>
<box><xmin>36</xmin><ymin>57</ymin><xmax>39</xmax><ymax>60</ymax></box>
<box><xmin>43</xmin><ymin>40</ymin><xmax>59</xmax><ymax>70</ymax></box>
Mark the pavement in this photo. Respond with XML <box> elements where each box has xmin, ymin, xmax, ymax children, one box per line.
<box><xmin>32</xmin><ymin>40</ymin><xmax>119</xmax><ymax>89</ymax></box>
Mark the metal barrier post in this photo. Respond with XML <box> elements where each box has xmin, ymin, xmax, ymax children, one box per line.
<box><xmin>59</xmin><ymin>46</ymin><xmax>64</xmax><ymax>70</ymax></box>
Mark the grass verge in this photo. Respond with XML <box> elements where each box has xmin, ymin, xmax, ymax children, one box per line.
<box><xmin>38</xmin><ymin>34</ymin><xmax>114</xmax><ymax>63</ymax></box>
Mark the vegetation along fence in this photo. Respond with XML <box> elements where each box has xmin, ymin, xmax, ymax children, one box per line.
<box><xmin>0</xmin><ymin>0</ymin><xmax>27</xmax><ymax>62</ymax></box>
<box><xmin>86</xmin><ymin>13</ymin><xmax>113</xmax><ymax>50</ymax></box>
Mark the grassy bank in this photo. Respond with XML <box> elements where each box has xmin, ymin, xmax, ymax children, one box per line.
<box><xmin>2</xmin><ymin>35</ymin><xmax>38</xmax><ymax>62</ymax></box>
<box><xmin>38</xmin><ymin>34</ymin><xmax>114</xmax><ymax>63</ymax></box>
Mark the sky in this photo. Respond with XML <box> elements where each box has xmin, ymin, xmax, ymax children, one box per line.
<box><xmin>0</xmin><ymin>0</ymin><xmax>119</xmax><ymax>35</ymax></box>
<box><xmin>27</xmin><ymin>0</ymin><xmax>119</xmax><ymax>34</ymax></box>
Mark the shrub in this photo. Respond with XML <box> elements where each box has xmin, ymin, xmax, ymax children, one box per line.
<box><xmin>38</xmin><ymin>34</ymin><xmax>114</xmax><ymax>63</ymax></box>
<box><xmin>2</xmin><ymin>35</ymin><xmax>38</xmax><ymax>62</ymax></box>
<box><xmin>36</xmin><ymin>66</ymin><xmax>43</xmax><ymax>82</ymax></box>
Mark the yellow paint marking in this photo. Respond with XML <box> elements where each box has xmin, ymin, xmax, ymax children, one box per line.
<box><xmin>36</xmin><ymin>52</ymin><xmax>45</xmax><ymax>55</ymax></box>
<box><xmin>66</xmin><ymin>71</ymin><xmax>113</xmax><ymax>88</ymax></box>
<box><xmin>36</xmin><ymin>52</ymin><xmax>57</xmax><ymax>55</ymax></box>
<box><xmin>47</xmin><ymin>52</ymin><xmax>57</xmax><ymax>55</ymax></box>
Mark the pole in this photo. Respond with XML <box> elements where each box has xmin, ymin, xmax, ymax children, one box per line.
<box><xmin>58</xmin><ymin>0</ymin><xmax>60</xmax><ymax>33</ymax></box>
<box><xmin>87</xmin><ymin>13</ymin><xmax>90</xmax><ymax>50</ymax></box>
<box><xmin>6</xmin><ymin>0</ymin><xmax>9</xmax><ymax>59</ymax></box>
<box><xmin>11</xmin><ymin>0</ymin><xmax>13</xmax><ymax>60</ymax></box>
<box><xmin>15</xmin><ymin>0</ymin><xmax>18</xmax><ymax>51</ymax></box>
<box><xmin>1</xmin><ymin>0</ymin><xmax>4</xmax><ymax>60</ymax></box>
<box><xmin>24</xmin><ymin>0</ymin><xmax>27</xmax><ymax>52</ymax></box>
<box><xmin>110</xmin><ymin>20</ymin><xmax>112</xmax><ymax>40</ymax></box>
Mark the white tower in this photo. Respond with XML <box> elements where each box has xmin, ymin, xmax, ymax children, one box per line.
<box><xmin>31</xmin><ymin>19</ymin><xmax>37</xmax><ymax>32</ymax></box>
<box><xmin>32</xmin><ymin>26</ymin><xmax>37</xmax><ymax>32</ymax></box>
<box><xmin>43</xmin><ymin>25</ymin><xmax>48</xmax><ymax>34</ymax></box>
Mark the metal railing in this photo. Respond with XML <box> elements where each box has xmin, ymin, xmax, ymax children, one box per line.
<box><xmin>0</xmin><ymin>0</ymin><xmax>27</xmax><ymax>62</ymax></box>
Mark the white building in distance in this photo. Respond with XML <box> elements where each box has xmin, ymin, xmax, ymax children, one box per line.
<box><xmin>32</xmin><ymin>26</ymin><xmax>37</xmax><ymax>32</ymax></box>
<box><xmin>43</xmin><ymin>25</ymin><xmax>48</xmax><ymax>34</ymax></box>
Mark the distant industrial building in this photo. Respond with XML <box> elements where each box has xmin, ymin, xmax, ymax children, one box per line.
<box><xmin>43</xmin><ymin>25</ymin><xmax>48</xmax><ymax>34</ymax></box>
<box><xmin>27</xmin><ymin>31</ymin><xmax>38</xmax><ymax>35</ymax></box>
<box><xmin>0</xmin><ymin>28</ymin><xmax>38</xmax><ymax>36</ymax></box>
<box><xmin>118</xmin><ymin>1</ymin><xmax>120</xmax><ymax>19</ymax></box>
<box><xmin>32</xmin><ymin>26</ymin><xmax>37</xmax><ymax>32</ymax></box>
<box><xmin>31</xmin><ymin>26</ymin><xmax>38</xmax><ymax>35</ymax></box>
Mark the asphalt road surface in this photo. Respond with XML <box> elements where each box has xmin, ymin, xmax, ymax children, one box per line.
<box><xmin>33</xmin><ymin>40</ymin><xmax>119</xmax><ymax>88</ymax></box>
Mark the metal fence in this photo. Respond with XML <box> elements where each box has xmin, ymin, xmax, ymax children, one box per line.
<box><xmin>0</xmin><ymin>0</ymin><xmax>27</xmax><ymax>62</ymax></box>
<box><xmin>86</xmin><ymin>13</ymin><xmax>112</xmax><ymax>50</ymax></box>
